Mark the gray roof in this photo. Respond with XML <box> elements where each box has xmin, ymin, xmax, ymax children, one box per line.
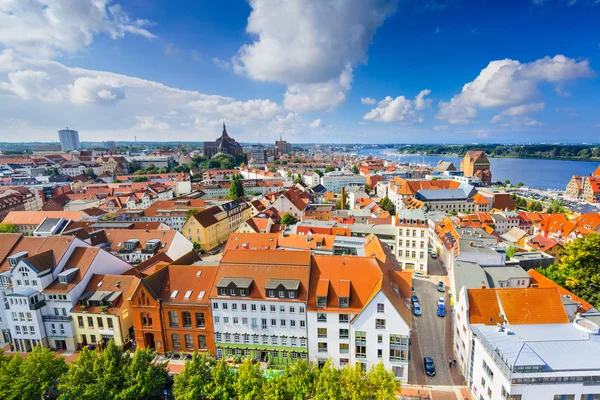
<box><xmin>471</xmin><ymin>323</ymin><xmax>600</xmax><ymax>374</ymax></box>
<box><xmin>454</xmin><ymin>261</ymin><xmax>489</xmax><ymax>293</ymax></box>
<box><xmin>264</xmin><ymin>279</ymin><xmax>301</xmax><ymax>290</ymax></box>
<box><xmin>415</xmin><ymin>188</ymin><xmax>470</xmax><ymax>201</ymax></box>
<box><xmin>216</xmin><ymin>277</ymin><xmax>254</xmax><ymax>289</ymax></box>
<box><xmin>348</xmin><ymin>223</ymin><xmax>395</xmax><ymax>236</ymax></box>
<box><xmin>482</xmin><ymin>266</ymin><xmax>530</xmax><ymax>288</ymax></box>
<box><xmin>458</xmin><ymin>239</ymin><xmax>500</xmax><ymax>255</ymax></box>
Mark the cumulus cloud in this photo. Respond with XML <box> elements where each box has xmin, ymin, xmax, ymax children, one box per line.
<box><xmin>0</xmin><ymin>49</ymin><xmax>294</xmax><ymax>141</ymax></box>
<box><xmin>309</xmin><ymin>119</ymin><xmax>322</xmax><ymax>128</ymax></box>
<box><xmin>361</xmin><ymin>97</ymin><xmax>377</xmax><ymax>105</ymax></box>
<box><xmin>436</xmin><ymin>55</ymin><xmax>595</xmax><ymax>124</ymax></box>
<box><xmin>234</xmin><ymin>0</ymin><xmax>397</xmax><ymax>110</ymax></box>
<box><xmin>500</xmin><ymin>102</ymin><xmax>545</xmax><ymax>116</ymax></box>
<box><xmin>0</xmin><ymin>0</ymin><xmax>155</xmax><ymax>58</ymax></box>
<box><xmin>491</xmin><ymin>115</ymin><xmax>542</xmax><ymax>126</ymax></box>
<box><xmin>363</xmin><ymin>89</ymin><xmax>431</xmax><ymax>123</ymax></box>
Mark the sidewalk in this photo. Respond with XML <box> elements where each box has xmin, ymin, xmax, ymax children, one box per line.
<box><xmin>400</xmin><ymin>385</ymin><xmax>472</xmax><ymax>399</ymax></box>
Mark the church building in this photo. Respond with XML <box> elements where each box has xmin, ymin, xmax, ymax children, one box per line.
<box><xmin>203</xmin><ymin>123</ymin><xmax>244</xmax><ymax>158</ymax></box>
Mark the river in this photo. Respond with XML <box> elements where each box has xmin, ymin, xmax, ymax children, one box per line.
<box><xmin>357</xmin><ymin>148</ymin><xmax>599</xmax><ymax>190</ymax></box>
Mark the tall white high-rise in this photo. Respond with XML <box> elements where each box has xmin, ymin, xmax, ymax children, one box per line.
<box><xmin>58</xmin><ymin>128</ymin><xmax>80</xmax><ymax>151</ymax></box>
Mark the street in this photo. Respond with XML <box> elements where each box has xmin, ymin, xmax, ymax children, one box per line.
<box><xmin>408</xmin><ymin>254</ymin><xmax>454</xmax><ymax>386</ymax></box>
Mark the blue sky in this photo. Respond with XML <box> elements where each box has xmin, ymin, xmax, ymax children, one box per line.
<box><xmin>0</xmin><ymin>0</ymin><xmax>599</xmax><ymax>144</ymax></box>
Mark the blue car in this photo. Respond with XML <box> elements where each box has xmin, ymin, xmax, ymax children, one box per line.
<box><xmin>437</xmin><ymin>303</ymin><xmax>445</xmax><ymax>317</ymax></box>
<box><xmin>423</xmin><ymin>357</ymin><xmax>436</xmax><ymax>376</ymax></box>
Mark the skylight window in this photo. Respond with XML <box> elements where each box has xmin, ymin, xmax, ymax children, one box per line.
<box><xmin>198</xmin><ymin>291</ymin><xmax>206</xmax><ymax>300</ymax></box>
<box><xmin>97</xmin><ymin>281</ymin><xmax>103</xmax><ymax>287</ymax></box>
<box><xmin>170</xmin><ymin>290</ymin><xmax>179</xmax><ymax>299</ymax></box>
<box><xmin>196</xmin><ymin>271</ymin><xmax>202</xmax><ymax>277</ymax></box>
<box><xmin>184</xmin><ymin>290</ymin><xmax>192</xmax><ymax>299</ymax></box>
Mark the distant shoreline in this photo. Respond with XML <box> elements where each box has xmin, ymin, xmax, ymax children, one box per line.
<box><xmin>394</xmin><ymin>151</ymin><xmax>600</xmax><ymax>163</ymax></box>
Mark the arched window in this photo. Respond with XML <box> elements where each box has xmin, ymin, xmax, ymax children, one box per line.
<box><xmin>198</xmin><ymin>335</ymin><xmax>207</xmax><ymax>350</ymax></box>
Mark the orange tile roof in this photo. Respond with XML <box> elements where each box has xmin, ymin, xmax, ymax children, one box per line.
<box><xmin>467</xmin><ymin>287</ymin><xmax>569</xmax><ymax>325</ymax></box>
<box><xmin>472</xmin><ymin>193</ymin><xmax>490</xmax><ymax>205</ymax></box>
<box><xmin>528</xmin><ymin>269</ymin><xmax>593</xmax><ymax>312</ymax></box>
<box><xmin>526</xmin><ymin>235</ymin><xmax>561</xmax><ymax>252</ymax></box>
<box><xmin>225</xmin><ymin>233</ymin><xmax>279</xmax><ymax>251</ymax></box>
<box><xmin>0</xmin><ymin>236</ymin><xmax>74</xmax><ymax>272</ymax></box>
<box><xmin>44</xmin><ymin>247</ymin><xmax>103</xmax><ymax>293</ymax></box>
<box><xmin>157</xmin><ymin>264</ymin><xmax>219</xmax><ymax>304</ymax></box>
<box><xmin>0</xmin><ymin>234</ymin><xmax>22</xmax><ymax>263</ymax></box>
<box><xmin>594</xmin><ymin>165</ymin><xmax>600</xmax><ymax>177</ymax></box>
<box><xmin>104</xmin><ymin>229</ymin><xmax>178</xmax><ymax>253</ymax></box>
<box><xmin>316</xmin><ymin>279</ymin><xmax>330</xmax><ymax>297</ymax></box>
<box><xmin>338</xmin><ymin>280</ymin><xmax>351</xmax><ymax>298</ymax></box>
<box><xmin>3</xmin><ymin>211</ymin><xmax>85</xmax><ymax>225</ymax></box>
<box><xmin>277</xmin><ymin>233</ymin><xmax>335</xmax><ymax>251</ymax></box>
<box><xmin>72</xmin><ymin>274</ymin><xmax>140</xmax><ymax>313</ymax></box>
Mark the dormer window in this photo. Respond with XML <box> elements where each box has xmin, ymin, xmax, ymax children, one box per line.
<box><xmin>288</xmin><ymin>291</ymin><xmax>295</xmax><ymax>299</ymax></box>
<box><xmin>317</xmin><ymin>296</ymin><xmax>327</xmax><ymax>307</ymax></box>
<box><xmin>219</xmin><ymin>288</ymin><xmax>226</xmax><ymax>296</ymax></box>
<box><xmin>268</xmin><ymin>290</ymin><xmax>275</xmax><ymax>298</ymax></box>
<box><xmin>339</xmin><ymin>297</ymin><xmax>349</xmax><ymax>308</ymax></box>
<box><xmin>230</xmin><ymin>288</ymin><xmax>236</xmax><ymax>296</ymax></box>
<box><xmin>240</xmin><ymin>289</ymin><xmax>247</xmax><ymax>297</ymax></box>
<box><xmin>59</xmin><ymin>276</ymin><xmax>67</xmax><ymax>284</ymax></box>
<box><xmin>278</xmin><ymin>290</ymin><xmax>285</xmax><ymax>298</ymax></box>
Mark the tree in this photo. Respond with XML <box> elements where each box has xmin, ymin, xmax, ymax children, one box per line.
<box><xmin>132</xmin><ymin>176</ymin><xmax>149</xmax><ymax>182</ymax></box>
<box><xmin>228</xmin><ymin>173</ymin><xmax>245</xmax><ymax>199</ymax></box>
<box><xmin>0</xmin><ymin>223</ymin><xmax>18</xmax><ymax>233</ymax></box>
<box><xmin>119</xmin><ymin>348</ymin><xmax>167</xmax><ymax>400</ymax></box>
<box><xmin>547</xmin><ymin>199</ymin><xmax>566</xmax><ymax>214</ymax></box>
<box><xmin>379</xmin><ymin>196</ymin><xmax>395</xmax><ymax>215</ymax></box>
<box><xmin>185</xmin><ymin>209</ymin><xmax>200</xmax><ymax>223</ymax></box>
<box><xmin>128</xmin><ymin>160</ymin><xmax>142</xmax><ymax>173</ymax></box>
<box><xmin>205</xmin><ymin>359</ymin><xmax>235</xmax><ymax>400</ymax></box>
<box><xmin>314</xmin><ymin>169</ymin><xmax>323</xmax><ymax>177</ymax></box>
<box><xmin>505</xmin><ymin>179</ymin><xmax>511</xmax><ymax>186</ymax></box>
<box><xmin>284</xmin><ymin>360</ymin><xmax>315</xmax><ymax>400</ymax></box>
<box><xmin>294</xmin><ymin>173</ymin><xmax>303</xmax><ymax>185</ymax></box>
<box><xmin>365</xmin><ymin>362</ymin><xmax>399</xmax><ymax>400</ymax></box>
<box><xmin>84</xmin><ymin>168</ymin><xmax>97</xmax><ymax>179</ymax></box>
<box><xmin>339</xmin><ymin>364</ymin><xmax>368</xmax><ymax>400</ymax></box>
<box><xmin>262</xmin><ymin>373</ymin><xmax>289</xmax><ymax>400</ymax></box>
<box><xmin>336</xmin><ymin>189</ymin><xmax>348</xmax><ymax>210</ymax></box>
<box><xmin>287</xmin><ymin>170</ymin><xmax>293</xmax><ymax>178</ymax></box>
<box><xmin>517</xmin><ymin>181</ymin><xmax>524</xmax><ymax>187</ymax></box>
<box><xmin>314</xmin><ymin>359</ymin><xmax>341</xmax><ymax>400</ymax></box>
<box><xmin>324</xmin><ymin>166</ymin><xmax>335</xmax><ymax>173</ymax></box>
<box><xmin>539</xmin><ymin>234</ymin><xmax>600</xmax><ymax>308</ymax></box>
<box><xmin>282</xmin><ymin>214</ymin><xmax>299</xmax><ymax>226</ymax></box>
<box><xmin>173</xmin><ymin>352</ymin><xmax>215</xmax><ymax>400</ymax></box>
<box><xmin>234</xmin><ymin>358</ymin><xmax>263</xmax><ymax>400</ymax></box>
<box><xmin>268</xmin><ymin>166</ymin><xmax>277</xmax><ymax>173</ymax></box>
<box><xmin>506</xmin><ymin>246</ymin><xmax>517</xmax><ymax>258</ymax></box>
<box><xmin>364</xmin><ymin>185</ymin><xmax>371</xmax><ymax>195</ymax></box>
<box><xmin>351</xmin><ymin>165</ymin><xmax>359</xmax><ymax>175</ymax></box>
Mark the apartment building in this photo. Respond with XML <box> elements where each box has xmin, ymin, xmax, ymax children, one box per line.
<box><xmin>394</xmin><ymin>210</ymin><xmax>429</xmax><ymax>272</ymax></box>
<box><xmin>491</xmin><ymin>211</ymin><xmax>521</xmax><ymax>235</ymax></box>
<box><xmin>210</xmin><ymin>250</ymin><xmax>311</xmax><ymax>366</ymax></box>
<box><xmin>182</xmin><ymin>199</ymin><xmax>252</xmax><ymax>251</ymax></box>
<box><xmin>71</xmin><ymin>274</ymin><xmax>140</xmax><ymax>348</ymax></box>
<box><xmin>320</xmin><ymin>171</ymin><xmax>366</xmax><ymax>193</ymax></box>
<box><xmin>0</xmin><ymin>236</ymin><xmax>132</xmax><ymax>352</ymax></box>
<box><xmin>307</xmin><ymin>235</ymin><xmax>412</xmax><ymax>382</ymax></box>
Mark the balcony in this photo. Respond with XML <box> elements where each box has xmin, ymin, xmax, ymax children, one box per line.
<box><xmin>29</xmin><ymin>300</ymin><xmax>46</xmax><ymax>310</ymax></box>
<box><xmin>42</xmin><ymin>315</ymin><xmax>72</xmax><ymax>322</ymax></box>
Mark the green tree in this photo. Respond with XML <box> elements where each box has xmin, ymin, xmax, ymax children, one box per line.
<box><xmin>262</xmin><ymin>373</ymin><xmax>289</xmax><ymax>400</ymax></box>
<box><xmin>173</xmin><ymin>352</ymin><xmax>215</xmax><ymax>400</ymax></box>
<box><xmin>314</xmin><ymin>359</ymin><xmax>341</xmax><ymax>400</ymax></box>
<box><xmin>294</xmin><ymin>173</ymin><xmax>303</xmax><ymax>185</ymax></box>
<box><xmin>287</xmin><ymin>170</ymin><xmax>293</xmax><ymax>178</ymax></box>
<box><xmin>379</xmin><ymin>196</ymin><xmax>396</xmax><ymax>215</ymax></box>
<box><xmin>84</xmin><ymin>168</ymin><xmax>97</xmax><ymax>179</ymax></box>
<box><xmin>517</xmin><ymin>181</ymin><xmax>524</xmax><ymax>187</ymax></box>
<box><xmin>324</xmin><ymin>166</ymin><xmax>335</xmax><ymax>173</ymax></box>
<box><xmin>185</xmin><ymin>208</ymin><xmax>200</xmax><ymax>223</ymax></box>
<box><xmin>505</xmin><ymin>179</ymin><xmax>511</xmax><ymax>186</ymax></box>
<box><xmin>282</xmin><ymin>214</ymin><xmax>299</xmax><ymax>226</ymax></box>
<box><xmin>539</xmin><ymin>234</ymin><xmax>600</xmax><ymax>308</ymax></box>
<box><xmin>351</xmin><ymin>165</ymin><xmax>359</xmax><ymax>174</ymax></box>
<box><xmin>284</xmin><ymin>360</ymin><xmax>315</xmax><ymax>400</ymax></box>
<box><xmin>128</xmin><ymin>160</ymin><xmax>142</xmax><ymax>173</ymax></box>
<box><xmin>120</xmin><ymin>348</ymin><xmax>167</xmax><ymax>400</ymax></box>
<box><xmin>547</xmin><ymin>199</ymin><xmax>566</xmax><ymax>214</ymax></box>
<box><xmin>268</xmin><ymin>166</ymin><xmax>277</xmax><ymax>173</ymax></box>
<box><xmin>205</xmin><ymin>359</ymin><xmax>235</xmax><ymax>400</ymax></box>
<box><xmin>233</xmin><ymin>358</ymin><xmax>263</xmax><ymax>400</ymax></box>
<box><xmin>314</xmin><ymin>169</ymin><xmax>323</xmax><ymax>177</ymax></box>
<box><xmin>0</xmin><ymin>223</ymin><xmax>18</xmax><ymax>233</ymax></box>
<box><xmin>339</xmin><ymin>364</ymin><xmax>368</xmax><ymax>400</ymax></box>
<box><xmin>132</xmin><ymin>176</ymin><xmax>149</xmax><ymax>182</ymax></box>
<box><xmin>228</xmin><ymin>173</ymin><xmax>245</xmax><ymax>199</ymax></box>
<box><xmin>506</xmin><ymin>246</ymin><xmax>517</xmax><ymax>258</ymax></box>
<box><xmin>19</xmin><ymin>345</ymin><xmax>68</xmax><ymax>399</ymax></box>
<box><xmin>366</xmin><ymin>362</ymin><xmax>399</xmax><ymax>400</ymax></box>
<box><xmin>364</xmin><ymin>185</ymin><xmax>371</xmax><ymax>195</ymax></box>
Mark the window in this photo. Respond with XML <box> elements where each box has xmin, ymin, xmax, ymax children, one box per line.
<box><xmin>339</xmin><ymin>329</ymin><xmax>349</xmax><ymax>339</ymax></box>
<box><xmin>185</xmin><ymin>334</ymin><xmax>194</xmax><ymax>350</ymax></box>
<box><xmin>107</xmin><ymin>319</ymin><xmax>113</xmax><ymax>329</ymax></box>
<box><xmin>280</xmin><ymin>319</ymin><xmax>286</xmax><ymax>327</ymax></box>
<box><xmin>299</xmin><ymin>306</ymin><xmax>305</xmax><ymax>314</ymax></box>
<box><xmin>90</xmin><ymin>335</ymin><xmax>96</xmax><ymax>343</ymax></box>
<box><xmin>223</xmin><ymin>317</ymin><xmax>229</xmax><ymax>324</ymax></box>
<box><xmin>300</xmin><ymin>320</ymin><xmax>306</xmax><ymax>328</ymax></box>
<box><xmin>230</xmin><ymin>288</ymin><xmax>235</xmax><ymax>296</ymax></box>
<box><xmin>271</xmin><ymin>336</ymin><xmax>278</xmax><ymax>345</ymax></box>
<box><xmin>481</xmin><ymin>377</ymin><xmax>486</xmax><ymax>388</ymax></box>
<box><xmin>261</xmin><ymin>319</ymin><xmax>267</xmax><ymax>330</ymax></box>
<box><xmin>172</xmin><ymin>334</ymin><xmax>181</xmax><ymax>349</ymax></box>
<box><xmin>270</xmin><ymin>305</ymin><xmax>276</xmax><ymax>313</ymax></box>
<box><xmin>318</xmin><ymin>342</ymin><xmax>328</xmax><ymax>353</ymax></box>
<box><xmin>252</xmin><ymin>318</ymin><xmax>258</xmax><ymax>329</ymax></box>
<box><xmin>289</xmin><ymin>306</ymin><xmax>295</xmax><ymax>313</ymax></box>
<box><xmin>271</xmin><ymin>319</ymin><xmax>277</xmax><ymax>327</ymax></box>
<box><xmin>87</xmin><ymin>317</ymin><xmax>94</xmax><ymax>328</ymax></box>
<box><xmin>242</xmin><ymin>317</ymin><xmax>248</xmax><ymax>325</ymax></box>
<box><xmin>243</xmin><ymin>334</ymin><xmax>250</xmax><ymax>344</ymax></box>
<box><xmin>169</xmin><ymin>311</ymin><xmax>179</xmax><ymax>327</ymax></box>
<box><xmin>318</xmin><ymin>328</ymin><xmax>327</xmax><ymax>338</ymax></box>
<box><xmin>482</xmin><ymin>360</ymin><xmax>494</xmax><ymax>380</ymax></box>
<box><xmin>15</xmin><ymin>326</ymin><xmax>20</xmax><ymax>334</ymax></box>
<box><xmin>339</xmin><ymin>314</ymin><xmax>349</xmax><ymax>323</ymax></box>
<box><xmin>196</xmin><ymin>312</ymin><xmax>205</xmax><ymax>328</ymax></box>
<box><xmin>279</xmin><ymin>290</ymin><xmax>285</xmax><ymax>297</ymax></box>
<box><xmin>232</xmin><ymin>303</ymin><xmax>238</xmax><ymax>311</ymax></box>
<box><xmin>378</xmin><ymin>334</ymin><xmax>383</xmax><ymax>344</ymax></box>
<box><xmin>281</xmin><ymin>337</ymin><xmax>287</xmax><ymax>346</ymax></box>
<box><xmin>377</xmin><ymin>303</ymin><xmax>384</xmax><ymax>313</ymax></box>
<box><xmin>222</xmin><ymin>303</ymin><xmax>228</xmax><ymax>310</ymax></box>
<box><xmin>553</xmin><ymin>397</ymin><xmax>575</xmax><ymax>400</ymax></box>
<box><xmin>214</xmin><ymin>316</ymin><xmax>220</xmax><ymax>324</ymax></box>
<box><xmin>262</xmin><ymin>336</ymin><xmax>268</xmax><ymax>345</ymax></box>
<box><xmin>280</xmin><ymin>305</ymin><xmax>285</xmax><ymax>313</ymax></box>
<box><xmin>581</xmin><ymin>396</ymin><xmax>600</xmax><ymax>400</ymax></box>
<box><xmin>375</xmin><ymin>319</ymin><xmax>386</xmax><ymax>329</ymax></box>
<box><xmin>240</xmin><ymin>289</ymin><xmax>247</xmax><ymax>297</ymax></box>
<box><xmin>301</xmin><ymin>338</ymin><xmax>307</xmax><ymax>347</ymax></box>
<box><xmin>317</xmin><ymin>313</ymin><xmax>327</xmax><ymax>322</ymax></box>
<box><xmin>219</xmin><ymin>288</ymin><xmax>226</xmax><ymax>296</ymax></box>
<box><xmin>251</xmin><ymin>304</ymin><xmax>257</xmax><ymax>312</ymax></box>
<box><xmin>378</xmin><ymin>349</ymin><xmax>383</xmax><ymax>358</ymax></box>
<box><xmin>215</xmin><ymin>333</ymin><xmax>222</xmax><ymax>342</ymax></box>
<box><xmin>317</xmin><ymin>296</ymin><xmax>327</xmax><ymax>307</ymax></box>
<box><xmin>97</xmin><ymin>317</ymin><xmax>104</xmax><ymax>328</ymax></box>
<box><xmin>234</xmin><ymin>334</ymin><xmax>240</xmax><ymax>343</ymax></box>
<box><xmin>288</xmin><ymin>291</ymin><xmax>295</xmax><ymax>299</ymax></box>
<box><xmin>267</xmin><ymin>290</ymin><xmax>274</xmax><ymax>297</ymax></box>
<box><xmin>338</xmin><ymin>297</ymin><xmax>349</xmax><ymax>308</ymax></box>
<box><xmin>260</xmin><ymin>305</ymin><xmax>266</xmax><ymax>312</ymax></box>
<box><xmin>224</xmin><ymin>333</ymin><xmax>231</xmax><ymax>343</ymax></box>
<box><xmin>290</xmin><ymin>320</ymin><xmax>296</xmax><ymax>327</ymax></box>
<box><xmin>340</xmin><ymin>343</ymin><xmax>349</xmax><ymax>353</ymax></box>
<box><xmin>241</xmin><ymin>304</ymin><xmax>247</xmax><ymax>311</ymax></box>
<box><xmin>182</xmin><ymin>312</ymin><xmax>192</xmax><ymax>328</ymax></box>
<box><xmin>198</xmin><ymin>335</ymin><xmax>207</xmax><ymax>349</ymax></box>
<box><xmin>213</xmin><ymin>302</ymin><xmax>218</xmax><ymax>309</ymax></box>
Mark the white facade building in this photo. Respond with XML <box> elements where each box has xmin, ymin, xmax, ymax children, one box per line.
<box><xmin>320</xmin><ymin>171</ymin><xmax>366</xmax><ymax>193</ymax></box>
<box><xmin>58</xmin><ymin>129</ymin><xmax>80</xmax><ymax>151</ymax></box>
<box><xmin>394</xmin><ymin>210</ymin><xmax>429</xmax><ymax>272</ymax></box>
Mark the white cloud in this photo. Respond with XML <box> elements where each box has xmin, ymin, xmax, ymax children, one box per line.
<box><xmin>309</xmin><ymin>119</ymin><xmax>322</xmax><ymax>128</ymax></box>
<box><xmin>234</xmin><ymin>0</ymin><xmax>397</xmax><ymax>110</ymax></box>
<box><xmin>491</xmin><ymin>115</ymin><xmax>542</xmax><ymax>126</ymax></box>
<box><xmin>436</xmin><ymin>55</ymin><xmax>594</xmax><ymax>124</ymax></box>
<box><xmin>501</xmin><ymin>102</ymin><xmax>545</xmax><ymax>116</ymax></box>
<box><xmin>0</xmin><ymin>0</ymin><xmax>155</xmax><ymax>58</ymax></box>
<box><xmin>363</xmin><ymin>90</ymin><xmax>431</xmax><ymax>123</ymax></box>
<box><xmin>0</xmin><ymin>50</ymin><xmax>294</xmax><ymax>141</ymax></box>
<box><xmin>361</xmin><ymin>97</ymin><xmax>377</xmax><ymax>105</ymax></box>
<box><xmin>212</xmin><ymin>57</ymin><xmax>231</xmax><ymax>70</ymax></box>
<box><xmin>432</xmin><ymin>125</ymin><xmax>448</xmax><ymax>131</ymax></box>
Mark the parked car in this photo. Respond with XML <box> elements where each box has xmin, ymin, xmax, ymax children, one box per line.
<box><xmin>413</xmin><ymin>271</ymin><xmax>428</xmax><ymax>279</ymax></box>
<box><xmin>411</xmin><ymin>294</ymin><xmax>419</xmax><ymax>304</ymax></box>
<box><xmin>438</xmin><ymin>296</ymin><xmax>445</xmax><ymax>306</ymax></box>
<box><xmin>413</xmin><ymin>302</ymin><xmax>422</xmax><ymax>316</ymax></box>
<box><xmin>437</xmin><ymin>282</ymin><xmax>445</xmax><ymax>292</ymax></box>
<box><xmin>437</xmin><ymin>303</ymin><xmax>445</xmax><ymax>317</ymax></box>
<box><xmin>431</xmin><ymin>252</ymin><xmax>438</xmax><ymax>259</ymax></box>
<box><xmin>210</xmin><ymin>249</ymin><xmax>220</xmax><ymax>255</ymax></box>
<box><xmin>423</xmin><ymin>357</ymin><xmax>436</xmax><ymax>376</ymax></box>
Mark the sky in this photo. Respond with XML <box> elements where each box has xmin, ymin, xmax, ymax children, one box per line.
<box><xmin>0</xmin><ymin>0</ymin><xmax>599</xmax><ymax>144</ymax></box>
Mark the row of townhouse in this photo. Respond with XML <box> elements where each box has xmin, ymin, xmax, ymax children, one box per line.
<box><xmin>129</xmin><ymin>234</ymin><xmax>412</xmax><ymax>382</ymax></box>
